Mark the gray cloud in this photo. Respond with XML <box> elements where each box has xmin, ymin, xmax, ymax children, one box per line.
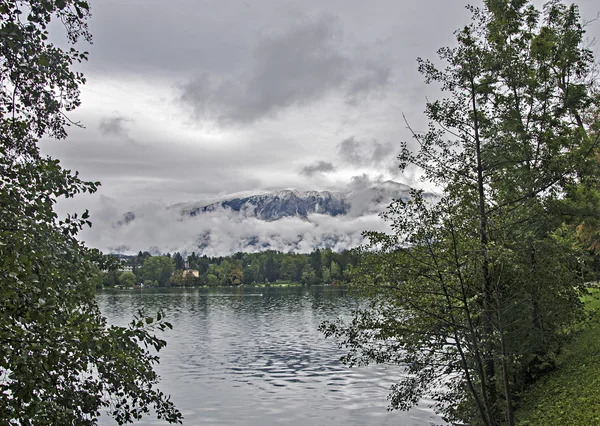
<box><xmin>338</xmin><ymin>136</ymin><xmax>397</xmax><ymax>166</ymax></box>
<box><xmin>78</xmin><ymin>197</ymin><xmax>392</xmax><ymax>256</ymax></box>
<box><xmin>345</xmin><ymin>65</ymin><xmax>391</xmax><ymax>105</ymax></box>
<box><xmin>178</xmin><ymin>14</ymin><xmax>391</xmax><ymax>125</ymax></box>
<box><xmin>338</xmin><ymin>137</ymin><xmax>362</xmax><ymax>164</ymax></box>
<box><xmin>348</xmin><ymin>173</ymin><xmax>382</xmax><ymax>190</ymax></box>
<box><xmin>77</xmin><ymin>0</ymin><xmax>478</xmax><ymax>80</ymax></box>
<box><xmin>300</xmin><ymin>161</ymin><xmax>336</xmax><ymax>177</ymax></box>
<box><xmin>43</xmin><ymin>123</ymin><xmax>309</xmax><ymax>208</ymax></box>
<box><xmin>99</xmin><ymin>115</ymin><xmax>133</xmax><ymax>137</ymax></box>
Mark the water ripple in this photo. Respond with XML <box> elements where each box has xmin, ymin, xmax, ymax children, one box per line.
<box><xmin>97</xmin><ymin>287</ymin><xmax>443</xmax><ymax>426</ymax></box>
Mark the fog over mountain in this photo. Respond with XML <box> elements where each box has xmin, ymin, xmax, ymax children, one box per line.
<box><xmin>82</xmin><ymin>181</ymin><xmax>433</xmax><ymax>256</ymax></box>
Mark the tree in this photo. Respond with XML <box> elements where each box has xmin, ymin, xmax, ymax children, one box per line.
<box><xmin>228</xmin><ymin>268</ymin><xmax>244</xmax><ymax>286</ymax></box>
<box><xmin>101</xmin><ymin>269</ymin><xmax>119</xmax><ymax>287</ymax></box>
<box><xmin>329</xmin><ymin>260</ymin><xmax>341</xmax><ymax>281</ymax></box>
<box><xmin>322</xmin><ymin>266</ymin><xmax>331</xmax><ymax>284</ymax></box>
<box><xmin>294</xmin><ymin>255</ymin><xmax>308</xmax><ymax>281</ymax></box>
<box><xmin>219</xmin><ymin>259</ymin><xmax>234</xmax><ymax>285</ymax></box>
<box><xmin>140</xmin><ymin>256</ymin><xmax>175</xmax><ymax>287</ymax></box>
<box><xmin>187</xmin><ymin>251</ymin><xmax>199</xmax><ymax>269</ymax></box>
<box><xmin>0</xmin><ymin>1</ymin><xmax>181</xmax><ymax>424</ymax></box>
<box><xmin>197</xmin><ymin>256</ymin><xmax>210</xmax><ymax>275</ymax></box>
<box><xmin>206</xmin><ymin>273</ymin><xmax>219</xmax><ymax>287</ymax></box>
<box><xmin>133</xmin><ymin>251</ymin><xmax>151</xmax><ymax>276</ymax></box>
<box><xmin>264</xmin><ymin>251</ymin><xmax>278</xmax><ymax>282</ymax></box>
<box><xmin>172</xmin><ymin>252</ymin><xmax>185</xmax><ymax>270</ymax></box>
<box><xmin>280</xmin><ymin>256</ymin><xmax>296</xmax><ymax>281</ymax></box>
<box><xmin>309</xmin><ymin>249</ymin><xmax>323</xmax><ymax>280</ymax></box>
<box><xmin>89</xmin><ymin>265</ymin><xmax>104</xmax><ymax>289</ymax></box>
<box><xmin>168</xmin><ymin>270</ymin><xmax>185</xmax><ymax>287</ymax></box>
<box><xmin>555</xmin><ymin>120</ymin><xmax>600</xmax><ymax>279</ymax></box>
<box><xmin>119</xmin><ymin>271</ymin><xmax>137</xmax><ymax>288</ymax></box>
<box><xmin>301</xmin><ymin>265</ymin><xmax>318</xmax><ymax>286</ymax></box>
<box><xmin>243</xmin><ymin>259</ymin><xmax>259</xmax><ymax>284</ymax></box>
<box><xmin>321</xmin><ymin>1</ymin><xmax>598</xmax><ymax>425</ymax></box>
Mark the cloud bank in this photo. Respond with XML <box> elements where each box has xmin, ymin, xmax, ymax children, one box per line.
<box><xmin>75</xmin><ymin>182</ymin><xmax>423</xmax><ymax>256</ymax></box>
<box><xmin>81</xmin><ymin>202</ymin><xmax>391</xmax><ymax>257</ymax></box>
<box><xmin>301</xmin><ymin>161</ymin><xmax>336</xmax><ymax>177</ymax></box>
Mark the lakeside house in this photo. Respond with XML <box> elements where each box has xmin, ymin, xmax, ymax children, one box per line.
<box><xmin>183</xmin><ymin>269</ymin><xmax>199</xmax><ymax>278</ymax></box>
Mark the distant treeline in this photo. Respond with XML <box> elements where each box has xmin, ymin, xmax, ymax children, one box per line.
<box><xmin>101</xmin><ymin>249</ymin><xmax>361</xmax><ymax>287</ymax></box>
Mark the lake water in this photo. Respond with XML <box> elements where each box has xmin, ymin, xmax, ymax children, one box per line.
<box><xmin>96</xmin><ymin>286</ymin><xmax>441</xmax><ymax>425</ymax></box>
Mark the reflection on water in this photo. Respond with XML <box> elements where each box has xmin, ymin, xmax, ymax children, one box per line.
<box><xmin>96</xmin><ymin>286</ymin><xmax>441</xmax><ymax>425</ymax></box>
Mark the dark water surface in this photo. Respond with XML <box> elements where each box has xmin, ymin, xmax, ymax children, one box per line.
<box><xmin>96</xmin><ymin>286</ymin><xmax>440</xmax><ymax>425</ymax></box>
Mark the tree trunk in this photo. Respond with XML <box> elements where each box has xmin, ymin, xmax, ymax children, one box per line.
<box><xmin>498</xmin><ymin>305</ymin><xmax>515</xmax><ymax>426</ymax></box>
<box><xmin>471</xmin><ymin>78</ymin><xmax>497</xmax><ymax>423</ymax></box>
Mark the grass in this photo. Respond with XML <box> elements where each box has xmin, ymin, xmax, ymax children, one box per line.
<box><xmin>515</xmin><ymin>288</ymin><xmax>600</xmax><ymax>425</ymax></box>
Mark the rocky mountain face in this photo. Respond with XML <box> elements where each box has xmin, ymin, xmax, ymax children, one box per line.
<box><xmin>169</xmin><ymin>180</ymin><xmax>417</xmax><ymax>220</ymax></box>
<box><xmin>108</xmin><ymin>181</ymin><xmax>432</xmax><ymax>255</ymax></box>
<box><xmin>179</xmin><ymin>190</ymin><xmax>349</xmax><ymax>220</ymax></box>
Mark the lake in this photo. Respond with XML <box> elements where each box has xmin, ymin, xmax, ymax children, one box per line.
<box><xmin>96</xmin><ymin>286</ymin><xmax>441</xmax><ymax>425</ymax></box>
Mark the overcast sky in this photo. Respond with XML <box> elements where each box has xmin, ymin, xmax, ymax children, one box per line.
<box><xmin>40</xmin><ymin>0</ymin><xmax>600</xmax><ymax>217</ymax></box>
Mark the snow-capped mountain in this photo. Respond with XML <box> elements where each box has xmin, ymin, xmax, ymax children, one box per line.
<box><xmin>121</xmin><ymin>180</ymin><xmax>417</xmax><ymax>223</ymax></box>
<box><xmin>102</xmin><ymin>181</ymin><xmax>430</xmax><ymax>256</ymax></box>
<box><xmin>175</xmin><ymin>189</ymin><xmax>349</xmax><ymax>220</ymax></box>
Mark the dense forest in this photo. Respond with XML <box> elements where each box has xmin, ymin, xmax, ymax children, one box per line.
<box><xmin>101</xmin><ymin>249</ymin><xmax>361</xmax><ymax>287</ymax></box>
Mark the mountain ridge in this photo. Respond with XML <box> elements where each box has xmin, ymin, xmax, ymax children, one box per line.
<box><xmin>106</xmin><ymin>181</ymin><xmax>432</xmax><ymax>255</ymax></box>
<box><xmin>120</xmin><ymin>180</ymin><xmax>418</xmax><ymax>225</ymax></box>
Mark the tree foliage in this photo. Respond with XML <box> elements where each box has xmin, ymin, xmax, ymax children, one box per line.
<box><xmin>0</xmin><ymin>1</ymin><xmax>182</xmax><ymax>424</ymax></box>
<box><xmin>118</xmin><ymin>271</ymin><xmax>137</xmax><ymax>288</ymax></box>
<box><xmin>111</xmin><ymin>249</ymin><xmax>359</xmax><ymax>287</ymax></box>
<box><xmin>228</xmin><ymin>268</ymin><xmax>243</xmax><ymax>286</ymax></box>
<box><xmin>321</xmin><ymin>1</ymin><xmax>599</xmax><ymax>425</ymax></box>
<box><xmin>139</xmin><ymin>256</ymin><xmax>175</xmax><ymax>287</ymax></box>
<box><xmin>172</xmin><ymin>252</ymin><xmax>184</xmax><ymax>270</ymax></box>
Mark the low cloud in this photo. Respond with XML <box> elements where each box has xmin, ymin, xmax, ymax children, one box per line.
<box><xmin>99</xmin><ymin>114</ymin><xmax>134</xmax><ymax>137</ymax></box>
<box><xmin>348</xmin><ymin>173</ymin><xmax>384</xmax><ymax>190</ymax></box>
<box><xmin>74</xmin><ymin>181</ymin><xmax>424</xmax><ymax>256</ymax></box>
<box><xmin>300</xmin><ymin>161</ymin><xmax>336</xmax><ymax>177</ymax></box>
<box><xmin>178</xmin><ymin>14</ymin><xmax>391</xmax><ymax>125</ymax></box>
<box><xmin>338</xmin><ymin>136</ymin><xmax>397</xmax><ymax>166</ymax></box>
<box><xmin>81</xmin><ymin>204</ymin><xmax>391</xmax><ymax>257</ymax></box>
